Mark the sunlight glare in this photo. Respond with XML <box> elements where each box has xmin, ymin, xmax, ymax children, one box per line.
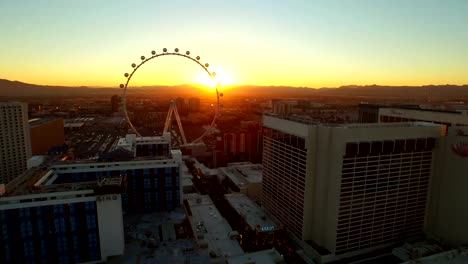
<box><xmin>196</xmin><ymin>68</ymin><xmax>235</xmax><ymax>89</ymax></box>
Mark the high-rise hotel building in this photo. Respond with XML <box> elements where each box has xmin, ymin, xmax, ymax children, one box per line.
<box><xmin>0</xmin><ymin>102</ymin><xmax>32</xmax><ymax>183</ymax></box>
<box><xmin>262</xmin><ymin>114</ymin><xmax>443</xmax><ymax>261</ymax></box>
<box><xmin>1</xmin><ymin>173</ymin><xmax>125</xmax><ymax>263</ymax></box>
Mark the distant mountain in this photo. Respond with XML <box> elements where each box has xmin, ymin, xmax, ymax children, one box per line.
<box><xmin>222</xmin><ymin>84</ymin><xmax>468</xmax><ymax>99</ymax></box>
<box><xmin>0</xmin><ymin>79</ymin><xmax>206</xmax><ymax>97</ymax></box>
<box><xmin>325</xmin><ymin>84</ymin><xmax>468</xmax><ymax>98</ymax></box>
<box><xmin>1</xmin><ymin>79</ymin><xmax>467</xmax><ymax>99</ymax></box>
<box><xmin>0</xmin><ymin>79</ymin><xmax>121</xmax><ymax>97</ymax></box>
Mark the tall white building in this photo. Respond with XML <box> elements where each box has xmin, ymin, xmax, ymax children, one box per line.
<box><xmin>262</xmin><ymin>114</ymin><xmax>443</xmax><ymax>262</ymax></box>
<box><xmin>428</xmin><ymin>126</ymin><xmax>468</xmax><ymax>246</ymax></box>
<box><xmin>0</xmin><ymin>102</ymin><xmax>32</xmax><ymax>183</ymax></box>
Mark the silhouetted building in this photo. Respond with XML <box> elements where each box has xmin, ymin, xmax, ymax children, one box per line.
<box><xmin>262</xmin><ymin>114</ymin><xmax>442</xmax><ymax>261</ymax></box>
<box><xmin>110</xmin><ymin>95</ymin><xmax>121</xmax><ymax>113</ymax></box>
<box><xmin>188</xmin><ymin>97</ymin><xmax>201</xmax><ymax>112</ymax></box>
<box><xmin>0</xmin><ymin>102</ymin><xmax>32</xmax><ymax>184</ymax></box>
<box><xmin>358</xmin><ymin>103</ymin><xmax>382</xmax><ymax>123</ymax></box>
<box><xmin>29</xmin><ymin>118</ymin><xmax>65</xmax><ymax>155</ymax></box>
<box><xmin>175</xmin><ymin>97</ymin><xmax>187</xmax><ymax>115</ymax></box>
<box><xmin>216</xmin><ymin>124</ymin><xmax>262</xmax><ymax>166</ymax></box>
<box><xmin>272</xmin><ymin>99</ymin><xmax>294</xmax><ymax>115</ymax></box>
<box><xmin>28</xmin><ymin>103</ymin><xmax>43</xmax><ymax>113</ymax></box>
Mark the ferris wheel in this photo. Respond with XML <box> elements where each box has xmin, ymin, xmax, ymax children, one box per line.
<box><xmin>119</xmin><ymin>48</ymin><xmax>223</xmax><ymax>145</ymax></box>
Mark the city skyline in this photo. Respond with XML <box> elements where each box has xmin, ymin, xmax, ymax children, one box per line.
<box><xmin>1</xmin><ymin>2</ymin><xmax>468</xmax><ymax>263</ymax></box>
<box><xmin>1</xmin><ymin>0</ymin><xmax>468</xmax><ymax>87</ymax></box>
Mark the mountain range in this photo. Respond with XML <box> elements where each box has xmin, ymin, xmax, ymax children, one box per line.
<box><xmin>1</xmin><ymin>79</ymin><xmax>467</xmax><ymax>99</ymax></box>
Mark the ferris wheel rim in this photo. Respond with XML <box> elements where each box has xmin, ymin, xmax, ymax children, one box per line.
<box><xmin>119</xmin><ymin>48</ymin><xmax>221</xmax><ymax>145</ymax></box>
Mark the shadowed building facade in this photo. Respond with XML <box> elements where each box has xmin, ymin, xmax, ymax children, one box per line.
<box><xmin>0</xmin><ymin>102</ymin><xmax>32</xmax><ymax>184</ymax></box>
<box><xmin>29</xmin><ymin>118</ymin><xmax>65</xmax><ymax>155</ymax></box>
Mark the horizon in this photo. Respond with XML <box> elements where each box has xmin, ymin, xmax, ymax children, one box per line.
<box><xmin>1</xmin><ymin>1</ymin><xmax>468</xmax><ymax>87</ymax></box>
<box><xmin>2</xmin><ymin>78</ymin><xmax>468</xmax><ymax>90</ymax></box>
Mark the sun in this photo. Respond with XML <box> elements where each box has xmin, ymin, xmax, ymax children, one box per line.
<box><xmin>195</xmin><ymin>68</ymin><xmax>235</xmax><ymax>89</ymax></box>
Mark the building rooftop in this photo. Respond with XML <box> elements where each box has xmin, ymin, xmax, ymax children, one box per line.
<box><xmin>100</xmin><ymin>116</ymin><xmax>125</xmax><ymax>125</ymax></box>
<box><xmin>2</xmin><ymin>159</ymin><xmax>126</xmax><ymax>197</ymax></box>
<box><xmin>64</xmin><ymin>122</ymin><xmax>85</xmax><ymax>128</ymax></box>
<box><xmin>1</xmin><ymin>167</ymin><xmax>121</xmax><ymax>199</ymax></box>
<box><xmin>225</xmin><ymin>193</ymin><xmax>278</xmax><ymax>232</ymax></box>
<box><xmin>117</xmin><ymin>137</ymin><xmax>132</xmax><ymax>146</ymax></box>
<box><xmin>379</xmin><ymin>107</ymin><xmax>468</xmax><ymax>125</ymax></box>
<box><xmin>392</xmin><ymin>241</ymin><xmax>444</xmax><ymax>262</ymax></box>
<box><xmin>360</xmin><ymin>103</ymin><xmax>466</xmax><ymax>114</ymax></box>
<box><xmin>227</xmin><ymin>249</ymin><xmax>285</xmax><ymax>264</ymax></box>
<box><xmin>28</xmin><ymin>117</ymin><xmax>62</xmax><ymax>127</ymax></box>
<box><xmin>65</xmin><ymin>117</ymin><xmax>94</xmax><ymax>122</ymax></box>
<box><xmin>220</xmin><ymin>163</ymin><xmax>262</xmax><ymax>189</ymax></box>
<box><xmin>192</xmin><ymin>159</ymin><xmax>218</xmax><ymax>176</ymax></box>
<box><xmin>184</xmin><ymin>194</ymin><xmax>244</xmax><ymax>259</ymax></box>
<box><xmin>400</xmin><ymin>248</ymin><xmax>468</xmax><ymax>264</ymax></box>
<box><xmin>136</xmin><ymin>136</ymin><xmax>170</xmax><ymax>144</ymax></box>
<box><xmin>265</xmin><ymin>113</ymin><xmax>442</xmax><ymax>128</ymax></box>
<box><xmin>227</xmin><ymin>162</ymin><xmax>262</xmax><ymax>179</ymax></box>
<box><xmin>181</xmin><ymin>163</ymin><xmax>194</xmax><ymax>189</ymax></box>
<box><xmin>53</xmin><ymin>155</ymin><xmax>178</xmax><ymax>166</ymax></box>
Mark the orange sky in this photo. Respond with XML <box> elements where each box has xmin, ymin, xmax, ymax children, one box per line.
<box><xmin>1</xmin><ymin>1</ymin><xmax>467</xmax><ymax>87</ymax></box>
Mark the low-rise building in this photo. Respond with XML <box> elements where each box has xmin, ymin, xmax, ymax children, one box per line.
<box><xmin>183</xmin><ymin>194</ymin><xmax>244</xmax><ymax>262</ymax></box>
<box><xmin>218</xmin><ymin>162</ymin><xmax>262</xmax><ymax>201</ymax></box>
<box><xmin>224</xmin><ymin>193</ymin><xmax>283</xmax><ymax>251</ymax></box>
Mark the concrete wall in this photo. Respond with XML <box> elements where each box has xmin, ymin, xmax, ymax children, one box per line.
<box><xmin>429</xmin><ymin>126</ymin><xmax>468</xmax><ymax>245</ymax></box>
<box><xmin>96</xmin><ymin>194</ymin><xmax>125</xmax><ymax>260</ymax></box>
<box><xmin>302</xmin><ymin>126</ymin><xmax>316</xmax><ymax>241</ymax></box>
<box><xmin>263</xmin><ymin>115</ymin><xmax>309</xmax><ymax>139</ymax></box>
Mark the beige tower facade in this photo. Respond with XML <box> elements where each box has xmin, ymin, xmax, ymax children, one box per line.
<box><xmin>0</xmin><ymin>102</ymin><xmax>32</xmax><ymax>183</ymax></box>
<box><xmin>262</xmin><ymin>115</ymin><xmax>443</xmax><ymax>262</ymax></box>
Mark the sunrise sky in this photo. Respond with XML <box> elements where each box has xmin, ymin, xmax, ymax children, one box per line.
<box><xmin>0</xmin><ymin>0</ymin><xmax>467</xmax><ymax>88</ymax></box>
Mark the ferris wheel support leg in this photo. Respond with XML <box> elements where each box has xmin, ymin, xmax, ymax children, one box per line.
<box><xmin>163</xmin><ymin>103</ymin><xmax>174</xmax><ymax>133</ymax></box>
<box><xmin>173</xmin><ymin>105</ymin><xmax>188</xmax><ymax>145</ymax></box>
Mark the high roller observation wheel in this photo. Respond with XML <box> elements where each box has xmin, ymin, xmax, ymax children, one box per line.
<box><xmin>119</xmin><ymin>47</ymin><xmax>223</xmax><ymax>145</ymax></box>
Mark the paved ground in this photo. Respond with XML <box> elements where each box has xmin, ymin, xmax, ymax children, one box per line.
<box><xmin>120</xmin><ymin>212</ymin><xmax>209</xmax><ymax>264</ymax></box>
